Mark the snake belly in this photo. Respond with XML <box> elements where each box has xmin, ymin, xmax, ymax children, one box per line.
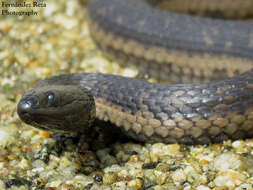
<box><xmin>17</xmin><ymin>0</ymin><xmax>253</xmax><ymax>144</ymax></box>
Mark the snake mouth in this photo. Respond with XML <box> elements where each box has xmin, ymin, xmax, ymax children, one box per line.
<box><xmin>18</xmin><ymin>112</ymin><xmax>34</xmax><ymax>126</ymax></box>
<box><xmin>18</xmin><ymin>111</ymin><xmax>66</xmax><ymax>132</ymax></box>
<box><xmin>17</xmin><ymin>100</ymin><xmax>79</xmax><ymax>132</ymax></box>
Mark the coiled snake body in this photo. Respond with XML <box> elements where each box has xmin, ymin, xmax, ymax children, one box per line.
<box><xmin>18</xmin><ymin>0</ymin><xmax>253</xmax><ymax>144</ymax></box>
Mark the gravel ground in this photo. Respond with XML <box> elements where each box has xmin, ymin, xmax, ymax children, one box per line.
<box><xmin>0</xmin><ymin>0</ymin><xmax>253</xmax><ymax>189</ymax></box>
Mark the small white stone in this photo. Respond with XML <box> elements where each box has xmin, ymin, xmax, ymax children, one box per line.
<box><xmin>0</xmin><ymin>125</ymin><xmax>18</xmax><ymax>146</ymax></box>
<box><xmin>0</xmin><ymin>180</ymin><xmax>5</xmax><ymax>189</ymax></box>
<box><xmin>0</xmin><ymin>162</ymin><xmax>4</xmax><ymax>169</ymax></box>
<box><xmin>154</xmin><ymin>170</ymin><xmax>168</xmax><ymax>185</ymax></box>
<box><xmin>32</xmin><ymin>159</ymin><xmax>47</xmax><ymax>168</ymax></box>
<box><xmin>18</xmin><ymin>158</ymin><xmax>30</xmax><ymax>170</ymax></box>
<box><xmin>55</xmin><ymin>15</ymin><xmax>78</xmax><ymax>29</ymax></box>
<box><xmin>122</xmin><ymin>68</ymin><xmax>138</xmax><ymax>78</ymax></box>
<box><xmin>66</xmin><ymin>0</ymin><xmax>79</xmax><ymax>16</ymax></box>
<box><xmin>150</xmin><ymin>143</ymin><xmax>181</xmax><ymax>161</ymax></box>
<box><xmin>214</xmin><ymin>152</ymin><xmax>244</xmax><ymax>171</ymax></box>
<box><xmin>171</xmin><ymin>169</ymin><xmax>186</xmax><ymax>183</ymax></box>
<box><xmin>43</xmin><ymin>2</ymin><xmax>58</xmax><ymax>16</ymax></box>
<box><xmin>20</xmin><ymin>129</ymin><xmax>36</xmax><ymax>141</ymax></box>
<box><xmin>0</xmin><ymin>50</ymin><xmax>9</xmax><ymax>61</ymax></box>
<box><xmin>71</xmin><ymin>174</ymin><xmax>93</xmax><ymax>186</ymax></box>
<box><xmin>232</xmin><ymin>140</ymin><xmax>243</xmax><ymax>148</ymax></box>
<box><xmin>104</xmin><ymin>164</ymin><xmax>122</xmax><ymax>173</ymax></box>
<box><xmin>214</xmin><ymin>170</ymin><xmax>246</xmax><ymax>187</ymax></box>
<box><xmin>196</xmin><ymin>185</ymin><xmax>211</xmax><ymax>190</ymax></box>
<box><xmin>32</xmin><ymin>167</ymin><xmax>45</xmax><ymax>173</ymax></box>
<box><xmin>118</xmin><ymin>169</ymin><xmax>129</xmax><ymax>178</ymax></box>
<box><xmin>183</xmin><ymin>186</ymin><xmax>191</xmax><ymax>190</ymax></box>
<box><xmin>112</xmin><ymin>181</ymin><xmax>127</xmax><ymax>189</ymax></box>
<box><xmin>46</xmin><ymin>180</ymin><xmax>62</xmax><ymax>188</ymax></box>
<box><xmin>59</xmin><ymin>156</ymin><xmax>73</xmax><ymax>168</ymax></box>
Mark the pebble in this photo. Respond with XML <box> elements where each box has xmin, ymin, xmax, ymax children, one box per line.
<box><xmin>0</xmin><ymin>124</ymin><xmax>18</xmax><ymax>147</ymax></box>
<box><xmin>213</xmin><ymin>152</ymin><xmax>245</xmax><ymax>171</ymax></box>
<box><xmin>150</xmin><ymin>143</ymin><xmax>181</xmax><ymax>161</ymax></box>
<box><xmin>214</xmin><ymin>170</ymin><xmax>246</xmax><ymax>187</ymax></box>
<box><xmin>196</xmin><ymin>185</ymin><xmax>211</xmax><ymax>190</ymax></box>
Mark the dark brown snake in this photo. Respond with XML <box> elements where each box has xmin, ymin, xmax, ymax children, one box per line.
<box><xmin>17</xmin><ymin>0</ymin><xmax>253</xmax><ymax>144</ymax></box>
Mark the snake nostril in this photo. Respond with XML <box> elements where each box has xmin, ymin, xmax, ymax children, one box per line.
<box><xmin>17</xmin><ymin>98</ymin><xmax>35</xmax><ymax>115</ymax></box>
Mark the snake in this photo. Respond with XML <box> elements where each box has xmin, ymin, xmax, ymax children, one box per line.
<box><xmin>17</xmin><ymin>0</ymin><xmax>253</xmax><ymax>144</ymax></box>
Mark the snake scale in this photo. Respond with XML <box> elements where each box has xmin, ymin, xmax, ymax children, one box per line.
<box><xmin>17</xmin><ymin>0</ymin><xmax>253</xmax><ymax>144</ymax></box>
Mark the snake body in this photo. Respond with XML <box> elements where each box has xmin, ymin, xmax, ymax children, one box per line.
<box><xmin>17</xmin><ymin>0</ymin><xmax>253</xmax><ymax>144</ymax></box>
<box><xmin>88</xmin><ymin>0</ymin><xmax>253</xmax><ymax>82</ymax></box>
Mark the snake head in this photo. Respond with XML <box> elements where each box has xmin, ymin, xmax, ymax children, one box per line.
<box><xmin>17</xmin><ymin>85</ymin><xmax>96</xmax><ymax>134</ymax></box>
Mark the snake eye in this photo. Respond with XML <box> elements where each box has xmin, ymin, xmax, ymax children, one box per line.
<box><xmin>47</xmin><ymin>92</ymin><xmax>55</xmax><ymax>105</ymax></box>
